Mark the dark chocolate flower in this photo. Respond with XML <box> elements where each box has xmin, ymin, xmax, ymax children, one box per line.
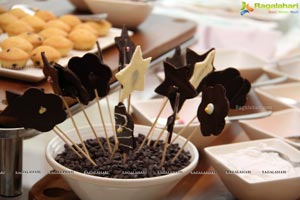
<box><xmin>3</xmin><ymin>88</ymin><xmax>67</xmax><ymax>132</ymax></box>
<box><xmin>114</xmin><ymin>102</ymin><xmax>136</xmax><ymax>153</ymax></box>
<box><xmin>54</xmin><ymin>63</ymin><xmax>90</xmax><ymax>105</ymax></box>
<box><xmin>68</xmin><ymin>53</ymin><xmax>112</xmax><ymax>101</ymax></box>
<box><xmin>197</xmin><ymin>84</ymin><xmax>229</xmax><ymax>136</ymax></box>
<box><xmin>198</xmin><ymin>68</ymin><xmax>251</xmax><ymax>109</ymax></box>
<box><xmin>155</xmin><ymin>61</ymin><xmax>197</xmax><ymax>111</ymax></box>
<box><xmin>115</xmin><ymin>25</ymin><xmax>136</xmax><ymax>69</ymax></box>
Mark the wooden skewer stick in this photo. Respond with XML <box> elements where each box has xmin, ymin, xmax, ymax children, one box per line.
<box><xmin>138</xmin><ymin>97</ymin><xmax>168</xmax><ymax>151</ymax></box>
<box><xmin>61</xmin><ymin>96</ymin><xmax>90</xmax><ymax>157</ymax></box>
<box><xmin>76</xmin><ymin>97</ymin><xmax>105</xmax><ymax>152</ymax></box>
<box><xmin>170</xmin><ymin>115</ymin><xmax>197</xmax><ymax>144</ymax></box>
<box><xmin>146</xmin><ymin>97</ymin><xmax>169</xmax><ymax>146</ymax></box>
<box><xmin>53</xmin><ymin>127</ymin><xmax>97</xmax><ymax>166</ymax></box>
<box><xmin>171</xmin><ymin>126</ymin><xmax>198</xmax><ymax>163</ymax></box>
<box><xmin>153</xmin><ymin>125</ymin><xmax>167</xmax><ymax>147</ymax></box>
<box><xmin>52</xmin><ymin>127</ymin><xmax>82</xmax><ymax>159</ymax></box>
<box><xmin>159</xmin><ymin>143</ymin><xmax>169</xmax><ymax>168</ymax></box>
<box><xmin>94</xmin><ymin>90</ymin><xmax>112</xmax><ymax>154</ymax></box>
<box><xmin>106</xmin><ymin>96</ymin><xmax>118</xmax><ymax>146</ymax></box>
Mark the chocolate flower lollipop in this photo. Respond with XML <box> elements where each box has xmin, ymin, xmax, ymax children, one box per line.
<box><xmin>2</xmin><ymin>88</ymin><xmax>66</xmax><ymax>132</ymax></box>
<box><xmin>114</xmin><ymin>102</ymin><xmax>136</xmax><ymax>153</ymax></box>
<box><xmin>68</xmin><ymin>53</ymin><xmax>112</xmax><ymax>100</ymax></box>
<box><xmin>198</xmin><ymin>68</ymin><xmax>251</xmax><ymax>109</ymax></box>
<box><xmin>115</xmin><ymin>25</ymin><xmax>136</xmax><ymax>68</ymax></box>
<box><xmin>155</xmin><ymin>61</ymin><xmax>197</xmax><ymax>111</ymax></box>
<box><xmin>54</xmin><ymin>63</ymin><xmax>90</xmax><ymax>105</ymax></box>
<box><xmin>197</xmin><ymin>85</ymin><xmax>229</xmax><ymax>136</ymax></box>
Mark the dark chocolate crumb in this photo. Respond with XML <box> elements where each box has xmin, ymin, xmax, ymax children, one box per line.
<box><xmin>55</xmin><ymin>134</ymin><xmax>192</xmax><ymax>179</ymax></box>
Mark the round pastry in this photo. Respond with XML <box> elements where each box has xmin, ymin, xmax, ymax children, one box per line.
<box><xmin>0</xmin><ymin>47</ymin><xmax>29</xmax><ymax>70</ymax></box>
<box><xmin>45</xmin><ymin>19</ymin><xmax>71</xmax><ymax>33</ymax></box>
<box><xmin>39</xmin><ymin>27</ymin><xmax>68</xmax><ymax>39</ymax></box>
<box><xmin>43</xmin><ymin>35</ymin><xmax>73</xmax><ymax>57</ymax></box>
<box><xmin>0</xmin><ymin>36</ymin><xmax>34</xmax><ymax>53</ymax></box>
<box><xmin>86</xmin><ymin>20</ymin><xmax>111</xmax><ymax>36</ymax></box>
<box><xmin>4</xmin><ymin>20</ymin><xmax>34</xmax><ymax>36</ymax></box>
<box><xmin>8</xmin><ymin>8</ymin><xmax>29</xmax><ymax>18</ymax></box>
<box><xmin>34</xmin><ymin>10</ymin><xmax>56</xmax><ymax>22</ymax></box>
<box><xmin>0</xmin><ymin>13</ymin><xmax>18</xmax><ymax>29</ymax></box>
<box><xmin>68</xmin><ymin>29</ymin><xmax>96</xmax><ymax>50</ymax></box>
<box><xmin>30</xmin><ymin>45</ymin><xmax>61</xmax><ymax>67</ymax></box>
<box><xmin>21</xmin><ymin>15</ymin><xmax>46</xmax><ymax>32</ymax></box>
<box><xmin>18</xmin><ymin>32</ymin><xmax>43</xmax><ymax>47</ymax></box>
<box><xmin>59</xmin><ymin>14</ymin><xmax>81</xmax><ymax>28</ymax></box>
<box><xmin>72</xmin><ymin>23</ymin><xmax>98</xmax><ymax>36</ymax></box>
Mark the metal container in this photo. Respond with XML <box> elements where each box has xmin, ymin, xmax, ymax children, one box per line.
<box><xmin>0</xmin><ymin>127</ymin><xmax>39</xmax><ymax>197</ymax></box>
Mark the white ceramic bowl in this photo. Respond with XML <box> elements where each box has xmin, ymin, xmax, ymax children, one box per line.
<box><xmin>46</xmin><ymin>124</ymin><xmax>198</xmax><ymax>200</ymax></box>
<box><xmin>68</xmin><ymin>0</ymin><xmax>90</xmax><ymax>11</ymax></box>
<box><xmin>205</xmin><ymin>138</ymin><xmax>300</xmax><ymax>200</ymax></box>
<box><xmin>84</xmin><ymin>0</ymin><xmax>154</xmax><ymax>28</ymax></box>
<box><xmin>239</xmin><ymin>109</ymin><xmax>300</xmax><ymax>148</ymax></box>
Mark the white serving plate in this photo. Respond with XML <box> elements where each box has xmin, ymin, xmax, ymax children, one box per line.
<box><xmin>239</xmin><ymin>109</ymin><xmax>300</xmax><ymax>148</ymax></box>
<box><xmin>0</xmin><ymin>28</ymin><xmax>130</xmax><ymax>82</ymax></box>
<box><xmin>255</xmin><ymin>82</ymin><xmax>300</xmax><ymax>111</ymax></box>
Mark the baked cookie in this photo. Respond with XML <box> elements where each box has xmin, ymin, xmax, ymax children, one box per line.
<box><xmin>0</xmin><ymin>36</ymin><xmax>34</xmax><ymax>53</ymax></box>
<box><xmin>21</xmin><ymin>15</ymin><xmax>46</xmax><ymax>32</ymax></box>
<box><xmin>0</xmin><ymin>13</ymin><xmax>18</xmax><ymax>29</ymax></box>
<box><xmin>0</xmin><ymin>47</ymin><xmax>29</xmax><ymax>70</ymax></box>
<box><xmin>18</xmin><ymin>32</ymin><xmax>43</xmax><ymax>47</ymax></box>
<box><xmin>86</xmin><ymin>20</ymin><xmax>111</xmax><ymax>36</ymax></box>
<box><xmin>8</xmin><ymin>8</ymin><xmax>29</xmax><ymax>18</ymax></box>
<box><xmin>34</xmin><ymin>10</ymin><xmax>57</xmax><ymax>22</ymax></box>
<box><xmin>30</xmin><ymin>45</ymin><xmax>61</xmax><ymax>67</ymax></box>
<box><xmin>68</xmin><ymin>29</ymin><xmax>96</xmax><ymax>50</ymax></box>
<box><xmin>45</xmin><ymin>19</ymin><xmax>71</xmax><ymax>33</ymax></box>
<box><xmin>39</xmin><ymin>27</ymin><xmax>68</xmax><ymax>39</ymax></box>
<box><xmin>73</xmin><ymin>23</ymin><xmax>98</xmax><ymax>36</ymax></box>
<box><xmin>59</xmin><ymin>14</ymin><xmax>81</xmax><ymax>28</ymax></box>
<box><xmin>4</xmin><ymin>20</ymin><xmax>34</xmax><ymax>36</ymax></box>
<box><xmin>43</xmin><ymin>35</ymin><xmax>73</xmax><ymax>57</ymax></box>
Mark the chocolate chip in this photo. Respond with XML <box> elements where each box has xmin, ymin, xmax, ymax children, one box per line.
<box><xmin>55</xmin><ymin>135</ymin><xmax>193</xmax><ymax>179</ymax></box>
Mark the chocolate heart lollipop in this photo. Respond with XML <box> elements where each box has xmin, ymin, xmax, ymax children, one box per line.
<box><xmin>115</xmin><ymin>25</ymin><xmax>136</xmax><ymax>69</ymax></box>
<box><xmin>114</xmin><ymin>102</ymin><xmax>136</xmax><ymax>153</ymax></box>
<box><xmin>54</xmin><ymin>63</ymin><xmax>90</xmax><ymax>105</ymax></box>
<box><xmin>198</xmin><ymin>68</ymin><xmax>251</xmax><ymax>109</ymax></box>
<box><xmin>197</xmin><ymin>84</ymin><xmax>229</xmax><ymax>136</ymax></box>
<box><xmin>155</xmin><ymin>61</ymin><xmax>197</xmax><ymax>111</ymax></box>
<box><xmin>2</xmin><ymin>88</ymin><xmax>67</xmax><ymax>132</ymax></box>
<box><xmin>68</xmin><ymin>53</ymin><xmax>112</xmax><ymax>100</ymax></box>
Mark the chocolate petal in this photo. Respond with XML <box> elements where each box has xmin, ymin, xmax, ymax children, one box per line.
<box><xmin>54</xmin><ymin>63</ymin><xmax>90</xmax><ymax>105</ymax></box>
